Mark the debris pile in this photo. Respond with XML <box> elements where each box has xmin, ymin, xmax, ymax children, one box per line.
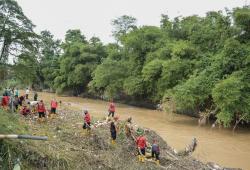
<box><xmin>0</xmin><ymin>104</ymin><xmax>242</xmax><ymax>170</ymax></box>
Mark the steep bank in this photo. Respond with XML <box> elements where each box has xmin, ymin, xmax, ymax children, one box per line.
<box><xmin>29</xmin><ymin>91</ymin><xmax>250</xmax><ymax>170</ymax></box>
<box><xmin>0</xmin><ymin>106</ymin><xmax>241</xmax><ymax>170</ymax></box>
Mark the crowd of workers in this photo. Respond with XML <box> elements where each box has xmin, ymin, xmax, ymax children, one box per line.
<box><xmin>0</xmin><ymin>88</ymin><xmax>58</xmax><ymax>122</ymax></box>
<box><xmin>1</xmin><ymin>88</ymin><xmax>160</xmax><ymax>165</ymax></box>
<box><xmin>83</xmin><ymin>100</ymin><xmax>161</xmax><ymax>165</ymax></box>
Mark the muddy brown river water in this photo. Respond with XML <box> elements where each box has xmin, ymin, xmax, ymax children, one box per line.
<box><xmin>35</xmin><ymin>91</ymin><xmax>250</xmax><ymax>169</ymax></box>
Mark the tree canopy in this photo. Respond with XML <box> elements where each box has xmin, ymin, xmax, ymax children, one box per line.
<box><xmin>1</xmin><ymin>0</ymin><xmax>250</xmax><ymax>128</ymax></box>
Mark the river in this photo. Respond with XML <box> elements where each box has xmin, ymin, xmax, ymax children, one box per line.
<box><xmin>36</xmin><ymin>91</ymin><xmax>250</xmax><ymax>170</ymax></box>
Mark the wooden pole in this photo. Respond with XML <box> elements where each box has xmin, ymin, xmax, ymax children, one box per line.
<box><xmin>0</xmin><ymin>134</ymin><xmax>48</xmax><ymax>140</ymax></box>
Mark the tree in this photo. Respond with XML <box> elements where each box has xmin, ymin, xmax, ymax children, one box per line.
<box><xmin>212</xmin><ymin>70</ymin><xmax>250</xmax><ymax>128</ymax></box>
<box><xmin>13</xmin><ymin>52</ymin><xmax>39</xmax><ymax>86</ymax></box>
<box><xmin>0</xmin><ymin>0</ymin><xmax>37</xmax><ymax>64</ymax></box>
<box><xmin>39</xmin><ymin>30</ymin><xmax>61</xmax><ymax>89</ymax></box>
<box><xmin>54</xmin><ymin>30</ymin><xmax>106</xmax><ymax>95</ymax></box>
<box><xmin>122</xmin><ymin>26</ymin><xmax>163</xmax><ymax>74</ymax></box>
<box><xmin>64</xmin><ymin>29</ymin><xmax>87</xmax><ymax>44</ymax></box>
<box><xmin>233</xmin><ymin>6</ymin><xmax>250</xmax><ymax>41</ymax></box>
<box><xmin>111</xmin><ymin>15</ymin><xmax>137</xmax><ymax>41</ymax></box>
<box><xmin>158</xmin><ymin>59</ymin><xmax>192</xmax><ymax>92</ymax></box>
<box><xmin>89</xmin><ymin>59</ymin><xmax>128</xmax><ymax>98</ymax></box>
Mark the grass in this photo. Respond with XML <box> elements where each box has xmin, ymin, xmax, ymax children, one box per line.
<box><xmin>0</xmin><ymin>109</ymin><xmax>28</xmax><ymax>134</ymax></box>
<box><xmin>0</xmin><ymin>109</ymin><xmax>28</xmax><ymax>169</ymax></box>
<box><xmin>0</xmin><ymin>108</ymin><xmax>69</xmax><ymax>170</ymax></box>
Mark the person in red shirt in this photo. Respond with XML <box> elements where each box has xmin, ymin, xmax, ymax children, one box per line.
<box><xmin>1</xmin><ymin>94</ymin><xmax>9</xmax><ymax>110</ymax></box>
<box><xmin>136</xmin><ymin>129</ymin><xmax>147</xmax><ymax>163</ymax></box>
<box><xmin>108</xmin><ymin>100</ymin><xmax>115</xmax><ymax>117</ymax></box>
<box><xmin>50</xmin><ymin>98</ymin><xmax>58</xmax><ymax>118</ymax></box>
<box><xmin>37</xmin><ymin>100</ymin><xmax>46</xmax><ymax>122</ymax></box>
<box><xmin>83</xmin><ymin>110</ymin><xmax>91</xmax><ymax>134</ymax></box>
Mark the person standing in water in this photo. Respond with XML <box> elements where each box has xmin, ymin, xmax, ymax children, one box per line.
<box><xmin>108</xmin><ymin>99</ymin><xmax>115</xmax><ymax>117</ymax></box>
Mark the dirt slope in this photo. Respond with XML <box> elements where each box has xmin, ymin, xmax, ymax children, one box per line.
<box><xmin>0</xmin><ymin>102</ymin><xmax>242</xmax><ymax>170</ymax></box>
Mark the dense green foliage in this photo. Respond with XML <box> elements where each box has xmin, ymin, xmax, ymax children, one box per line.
<box><xmin>1</xmin><ymin>0</ymin><xmax>250</xmax><ymax>127</ymax></box>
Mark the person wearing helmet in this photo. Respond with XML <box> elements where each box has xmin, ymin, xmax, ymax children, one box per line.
<box><xmin>83</xmin><ymin>110</ymin><xmax>91</xmax><ymax>135</ymax></box>
<box><xmin>136</xmin><ymin>129</ymin><xmax>147</xmax><ymax>163</ymax></box>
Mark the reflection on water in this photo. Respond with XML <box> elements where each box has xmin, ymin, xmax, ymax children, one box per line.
<box><xmin>37</xmin><ymin>91</ymin><xmax>250</xmax><ymax>170</ymax></box>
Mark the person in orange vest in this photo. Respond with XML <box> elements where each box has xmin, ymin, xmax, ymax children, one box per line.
<box><xmin>50</xmin><ymin>98</ymin><xmax>58</xmax><ymax>118</ymax></box>
<box><xmin>37</xmin><ymin>100</ymin><xmax>46</xmax><ymax>122</ymax></box>
<box><xmin>83</xmin><ymin>110</ymin><xmax>91</xmax><ymax>135</ymax></box>
<box><xmin>136</xmin><ymin>129</ymin><xmax>147</xmax><ymax>163</ymax></box>
<box><xmin>108</xmin><ymin>100</ymin><xmax>115</xmax><ymax>117</ymax></box>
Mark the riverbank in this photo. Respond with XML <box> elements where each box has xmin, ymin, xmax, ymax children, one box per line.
<box><xmin>29</xmin><ymin>91</ymin><xmax>250</xmax><ymax>170</ymax></box>
<box><xmin>0</xmin><ymin>105</ymin><xmax>242</xmax><ymax>170</ymax></box>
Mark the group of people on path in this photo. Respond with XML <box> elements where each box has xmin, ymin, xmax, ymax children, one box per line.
<box><xmin>1</xmin><ymin>87</ymin><xmax>59</xmax><ymax>122</ymax></box>
<box><xmin>81</xmin><ymin>100</ymin><xmax>161</xmax><ymax>165</ymax></box>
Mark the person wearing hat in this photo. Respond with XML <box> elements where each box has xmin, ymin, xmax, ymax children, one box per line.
<box><xmin>136</xmin><ymin>128</ymin><xmax>147</xmax><ymax>163</ymax></box>
<box><xmin>83</xmin><ymin>110</ymin><xmax>91</xmax><ymax>135</ymax></box>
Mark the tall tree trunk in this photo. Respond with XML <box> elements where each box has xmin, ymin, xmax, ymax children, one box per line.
<box><xmin>0</xmin><ymin>39</ymin><xmax>9</xmax><ymax>63</ymax></box>
<box><xmin>0</xmin><ymin>13</ymin><xmax>10</xmax><ymax>63</ymax></box>
<box><xmin>0</xmin><ymin>38</ymin><xmax>6</xmax><ymax>62</ymax></box>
